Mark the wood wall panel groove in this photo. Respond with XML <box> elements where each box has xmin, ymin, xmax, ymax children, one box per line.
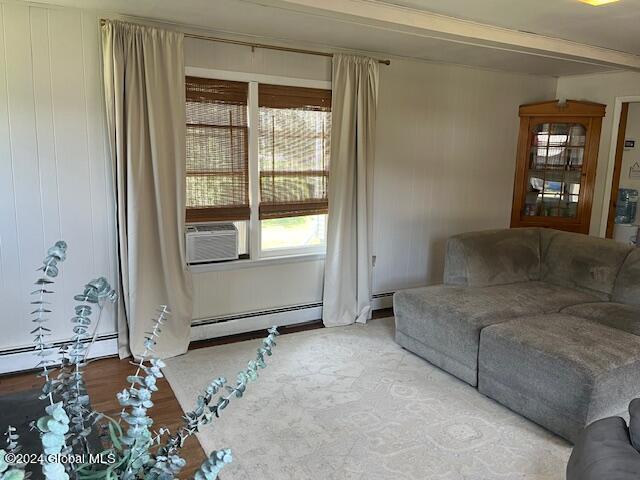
<box><xmin>27</xmin><ymin>7</ymin><xmax>46</xmax><ymax>254</ymax></box>
<box><xmin>0</xmin><ymin>4</ymin><xmax>21</xmax><ymax>304</ymax></box>
<box><xmin>3</xmin><ymin>3</ymin><xmax>35</xmax><ymax>299</ymax></box>
<box><xmin>0</xmin><ymin>3</ymin><xmax>117</xmax><ymax>351</ymax></box>
<box><xmin>80</xmin><ymin>12</ymin><xmax>97</xmax><ymax>274</ymax></box>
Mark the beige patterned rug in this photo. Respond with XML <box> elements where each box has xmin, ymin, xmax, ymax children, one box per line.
<box><xmin>163</xmin><ymin>317</ymin><xmax>571</xmax><ymax>480</ymax></box>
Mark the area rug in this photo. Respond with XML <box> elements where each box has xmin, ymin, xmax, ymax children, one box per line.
<box><xmin>163</xmin><ymin>318</ymin><xmax>571</xmax><ymax>480</ymax></box>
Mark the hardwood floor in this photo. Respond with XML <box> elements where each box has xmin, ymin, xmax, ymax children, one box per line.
<box><xmin>0</xmin><ymin>308</ymin><xmax>393</xmax><ymax>478</ymax></box>
<box><xmin>0</xmin><ymin>354</ymin><xmax>206</xmax><ymax>478</ymax></box>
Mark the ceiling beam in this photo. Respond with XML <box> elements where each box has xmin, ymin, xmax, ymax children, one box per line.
<box><xmin>246</xmin><ymin>0</ymin><xmax>640</xmax><ymax>70</ymax></box>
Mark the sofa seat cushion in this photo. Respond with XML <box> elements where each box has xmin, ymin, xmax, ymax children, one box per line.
<box><xmin>562</xmin><ymin>302</ymin><xmax>640</xmax><ymax>336</ymax></box>
<box><xmin>393</xmin><ymin>281</ymin><xmax>600</xmax><ymax>386</ymax></box>
<box><xmin>478</xmin><ymin>314</ymin><xmax>640</xmax><ymax>442</ymax></box>
<box><xmin>567</xmin><ymin>416</ymin><xmax>640</xmax><ymax>480</ymax></box>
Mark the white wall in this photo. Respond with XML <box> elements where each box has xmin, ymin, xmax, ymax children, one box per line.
<box><xmin>0</xmin><ymin>2</ymin><xmax>117</xmax><ymax>353</ymax></box>
<box><xmin>372</xmin><ymin>59</ymin><xmax>556</xmax><ymax>290</ymax></box>
<box><xmin>556</xmin><ymin>71</ymin><xmax>640</xmax><ymax>236</ymax></box>
<box><xmin>620</xmin><ymin>103</ymin><xmax>640</xmax><ymax>192</ymax></box>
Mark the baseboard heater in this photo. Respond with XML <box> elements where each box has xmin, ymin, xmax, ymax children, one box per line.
<box><xmin>190</xmin><ymin>292</ymin><xmax>394</xmax><ymax>342</ymax></box>
<box><xmin>0</xmin><ymin>333</ymin><xmax>118</xmax><ymax>376</ymax></box>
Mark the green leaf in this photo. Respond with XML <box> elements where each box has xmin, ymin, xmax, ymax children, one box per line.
<box><xmin>46</xmin><ymin>418</ymin><xmax>69</xmax><ymax>435</ymax></box>
<box><xmin>126</xmin><ymin>375</ymin><xmax>144</xmax><ymax>385</ymax></box>
<box><xmin>0</xmin><ymin>450</ymin><xmax>8</xmax><ymax>473</ymax></box>
<box><xmin>36</xmin><ymin>416</ymin><xmax>51</xmax><ymax>433</ymax></box>
<box><xmin>2</xmin><ymin>469</ymin><xmax>25</xmax><ymax>480</ymax></box>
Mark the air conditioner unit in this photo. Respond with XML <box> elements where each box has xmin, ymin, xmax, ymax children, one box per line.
<box><xmin>186</xmin><ymin>223</ymin><xmax>239</xmax><ymax>264</ymax></box>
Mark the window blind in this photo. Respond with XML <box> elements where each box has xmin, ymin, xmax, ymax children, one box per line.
<box><xmin>258</xmin><ymin>84</ymin><xmax>331</xmax><ymax>220</ymax></box>
<box><xmin>185</xmin><ymin>76</ymin><xmax>250</xmax><ymax>222</ymax></box>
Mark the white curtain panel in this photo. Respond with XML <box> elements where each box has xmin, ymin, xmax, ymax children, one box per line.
<box><xmin>323</xmin><ymin>54</ymin><xmax>380</xmax><ymax>327</ymax></box>
<box><xmin>102</xmin><ymin>20</ymin><xmax>193</xmax><ymax>358</ymax></box>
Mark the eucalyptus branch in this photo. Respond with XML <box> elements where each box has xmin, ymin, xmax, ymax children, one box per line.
<box><xmin>32</xmin><ymin>241</ymin><xmax>67</xmax><ymax>406</ymax></box>
<box><xmin>0</xmin><ymin>427</ymin><xmax>28</xmax><ymax>480</ymax></box>
<box><xmin>159</xmin><ymin>377</ymin><xmax>227</xmax><ymax>456</ymax></box>
<box><xmin>83</xmin><ymin>303</ymin><xmax>105</xmax><ymax>363</ymax></box>
<box><xmin>184</xmin><ymin>327</ymin><xmax>278</xmax><ymax>480</ymax></box>
<box><xmin>0</xmin><ymin>425</ymin><xmax>31</xmax><ymax>480</ymax></box>
<box><xmin>193</xmin><ymin>450</ymin><xmax>232</xmax><ymax>480</ymax></box>
<box><xmin>1</xmin><ymin>426</ymin><xmax>29</xmax><ymax>480</ymax></box>
<box><xmin>118</xmin><ymin>306</ymin><xmax>169</xmax><ymax>424</ymax></box>
<box><xmin>3</xmin><ymin>427</ymin><xmax>21</xmax><ymax>458</ymax></box>
<box><xmin>116</xmin><ymin>307</ymin><xmax>169</xmax><ymax>479</ymax></box>
<box><xmin>37</xmin><ymin>402</ymin><xmax>71</xmax><ymax>480</ymax></box>
<box><xmin>21</xmin><ymin>239</ymin><xmax>280</xmax><ymax>479</ymax></box>
<box><xmin>55</xmin><ymin>277</ymin><xmax>117</xmax><ymax>455</ymax></box>
<box><xmin>162</xmin><ymin>327</ymin><xmax>280</xmax><ymax>457</ymax></box>
<box><xmin>83</xmin><ymin>280</ymin><xmax>117</xmax><ymax>362</ymax></box>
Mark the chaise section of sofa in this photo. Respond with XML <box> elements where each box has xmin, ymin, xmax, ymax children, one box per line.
<box><xmin>394</xmin><ymin>227</ymin><xmax>639</xmax><ymax>442</ymax></box>
<box><xmin>394</xmin><ymin>281</ymin><xmax>599</xmax><ymax>386</ymax></box>
<box><xmin>478</xmin><ymin>313</ymin><xmax>640</xmax><ymax>442</ymax></box>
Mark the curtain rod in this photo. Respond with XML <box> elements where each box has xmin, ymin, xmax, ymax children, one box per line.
<box><xmin>99</xmin><ymin>19</ymin><xmax>391</xmax><ymax>65</ymax></box>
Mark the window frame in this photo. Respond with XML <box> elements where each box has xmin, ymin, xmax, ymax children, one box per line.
<box><xmin>185</xmin><ymin>67</ymin><xmax>331</xmax><ymax>265</ymax></box>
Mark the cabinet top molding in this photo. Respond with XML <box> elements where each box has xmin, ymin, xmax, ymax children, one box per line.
<box><xmin>519</xmin><ymin>100</ymin><xmax>606</xmax><ymax>117</ymax></box>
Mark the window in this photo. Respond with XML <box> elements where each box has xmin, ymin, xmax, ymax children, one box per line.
<box><xmin>261</xmin><ymin>215</ymin><xmax>327</xmax><ymax>251</ymax></box>
<box><xmin>185</xmin><ymin>75</ymin><xmax>331</xmax><ymax>262</ymax></box>
<box><xmin>258</xmin><ymin>84</ymin><xmax>331</xmax><ymax>255</ymax></box>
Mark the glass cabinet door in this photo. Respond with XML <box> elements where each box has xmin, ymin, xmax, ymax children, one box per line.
<box><xmin>524</xmin><ymin>122</ymin><xmax>586</xmax><ymax>219</ymax></box>
<box><xmin>511</xmin><ymin>100</ymin><xmax>605</xmax><ymax>234</ymax></box>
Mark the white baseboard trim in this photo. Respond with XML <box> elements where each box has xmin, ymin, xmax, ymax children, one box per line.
<box><xmin>0</xmin><ymin>334</ymin><xmax>118</xmax><ymax>375</ymax></box>
<box><xmin>190</xmin><ymin>292</ymin><xmax>394</xmax><ymax>342</ymax></box>
<box><xmin>191</xmin><ymin>303</ymin><xmax>323</xmax><ymax>342</ymax></box>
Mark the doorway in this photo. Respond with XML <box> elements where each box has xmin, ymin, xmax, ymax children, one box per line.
<box><xmin>605</xmin><ymin>101</ymin><xmax>640</xmax><ymax>245</ymax></box>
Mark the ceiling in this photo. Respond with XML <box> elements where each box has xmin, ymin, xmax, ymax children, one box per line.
<box><xmin>385</xmin><ymin>0</ymin><xmax>640</xmax><ymax>55</ymax></box>
<box><xmin>26</xmin><ymin>0</ymin><xmax>640</xmax><ymax>77</ymax></box>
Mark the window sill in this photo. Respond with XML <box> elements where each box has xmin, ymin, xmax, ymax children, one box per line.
<box><xmin>189</xmin><ymin>252</ymin><xmax>326</xmax><ymax>273</ymax></box>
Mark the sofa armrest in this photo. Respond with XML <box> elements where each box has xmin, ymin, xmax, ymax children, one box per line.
<box><xmin>443</xmin><ymin>228</ymin><xmax>542</xmax><ymax>287</ymax></box>
<box><xmin>567</xmin><ymin>416</ymin><xmax>640</xmax><ymax>480</ymax></box>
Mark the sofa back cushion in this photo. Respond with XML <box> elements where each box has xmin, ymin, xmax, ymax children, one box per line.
<box><xmin>444</xmin><ymin>228</ymin><xmax>541</xmax><ymax>287</ymax></box>
<box><xmin>542</xmin><ymin>230</ymin><xmax>632</xmax><ymax>300</ymax></box>
<box><xmin>613</xmin><ymin>248</ymin><xmax>640</xmax><ymax>306</ymax></box>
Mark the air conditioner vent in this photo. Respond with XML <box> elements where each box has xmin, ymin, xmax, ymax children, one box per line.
<box><xmin>186</xmin><ymin>223</ymin><xmax>239</xmax><ymax>264</ymax></box>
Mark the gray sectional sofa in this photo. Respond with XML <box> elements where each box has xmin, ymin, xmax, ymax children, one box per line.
<box><xmin>394</xmin><ymin>227</ymin><xmax>640</xmax><ymax>442</ymax></box>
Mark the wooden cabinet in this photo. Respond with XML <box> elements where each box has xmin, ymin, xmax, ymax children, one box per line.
<box><xmin>510</xmin><ymin>100</ymin><xmax>605</xmax><ymax>234</ymax></box>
